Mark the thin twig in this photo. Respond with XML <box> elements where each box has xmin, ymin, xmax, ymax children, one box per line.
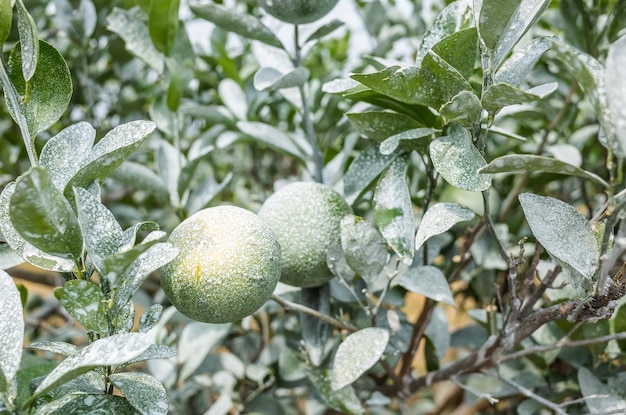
<box><xmin>398</xmin><ymin>299</ymin><xmax>436</xmax><ymax>386</ymax></box>
<box><xmin>499</xmin><ymin>331</ymin><xmax>626</xmax><ymax>364</ymax></box>
<box><xmin>482</xmin><ymin>369</ymin><xmax>568</xmax><ymax>415</ymax></box>
<box><xmin>520</xmin><ymin>265</ymin><xmax>562</xmax><ymax>318</ymax></box>
<box><xmin>270</xmin><ymin>294</ymin><xmax>357</xmax><ymax>332</ymax></box>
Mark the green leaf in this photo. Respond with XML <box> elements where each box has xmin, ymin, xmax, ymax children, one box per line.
<box><xmin>578</xmin><ymin>367</ymin><xmax>626</xmax><ymax>414</ymax></box>
<box><xmin>430</xmin><ymin>27</ymin><xmax>478</xmax><ymax>81</ymax></box>
<box><xmin>6</xmin><ymin>41</ymin><xmax>72</xmax><ymax>136</ymax></box>
<box><xmin>519</xmin><ymin>193</ymin><xmax>599</xmax><ymax>286</ymax></box>
<box><xmin>481</xmin><ymin>82</ymin><xmax>558</xmax><ymax>114</ymax></box>
<box><xmin>373</xmin><ymin>154</ymin><xmax>414</xmax><ymax>264</ymax></box>
<box><xmin>0</xmin><ymin>183</ymin><xmax>75</xmax><ymax>272</ymax></box>
<box><xmin>165</xmin><ymin>57</ymin><xmax>182</xmax><ymax>111</ymax></box>
<box><xmin>253</xmin><ymin>67</ymin><xmax>309</xmax><ymax>92</ymax></box>
<box><xmin>550</xmin><ymin>39</ymin><xmax>615</xmax><ymax>154</ymax></box>
<box><xmin>111</xmin><ymin>243</ymin><xmax>178</xmax><ymax>320</ymax></box>
<box><xmin>305</xmin><ymin>19</ymin><xmax>344</xmax><ymax>44</ymax></box>
<box><xmin>415</xmin><ymin>203</ymin><xmax>475</xmax><ymax>252</ymax></box>
<box><xmin>479</xmin><ymin>154</ymin><xmax>610</xmax><ymax>189</ymax></box>
<box><xmin>178</xmin><ymin>322</ymin><xmax>231</xmax><ymax>382</ymax></box>
<box><xmin>191</xmin><ymin>2</ymin><xmax>283</xmax><ymax>49</ymax></box>
<box><xmin>496</xmin><ymin>36</ymin><xmax>552</xmax><ymax>87</ymax></box>
<box><xmin>9</xmin><ymin>167</ymin><xmax>82</xmax><ymax>261</ymax></box>
<box><xmin>416</xmin><ymin>1</ymin><xmax>473</xmax><ymax>64</ymax></box>
<box><xmin>185</xmin><ymin>172</ymin><xmax>233</xmax><ymax>215</ymax></box>
<box><xmin>300</xmin><ymin>285</ymin><xmax>332</xmax><ymax>367</ymax></box>
<box><xmin>25</xmin><ymin>333</ymin><xmax>152</xmax><ymax>406</ymax></box>
<box><xmin>33</xmin><ymin>394</ymin><xmax>140</xmax><ymax>415</ymax></box>
<box><xmin>397</xmin><ymin>265</ymin><xmax>455</xmax><ymax>306</ymax></box>
<box><xmin>218</xmin><ymin>78</ymin><xmax>247</xmax><ymax>120</ymax></box>
<box><xmin>106</xmin><ymin>7</ymin><xmax>164</xmax><ymax>74</ymax></box>
<box><xmin>54</xmin><ymin>280</ymin><xmax>108</xmax><ymax>334</ymax></box>
<box><xmin>477</xmin><ymin>0</ymin><xmax>550</xmax><ymax>67</ymax></box>
<box><xmin>40</xmin><ymin>123</ymin><xmax>96</xmax><ymax>192</ymax></box>
<box><xmin>430</xmin><ymin>124</ymin><xmax>491</xmax><ymax>191</ymax></box>
<box><xmin>122</xmin><ymin>344</ymin><xmax>176</xmax><ymax>367</ymax></box>
<box><xmin>66</xmin><ymin>120</ymin><xmax>156</xmax><ymax>196</ymax></box>
<box><xmin>0</xmin><ymin>245</ymin><xmax>22</xmax><ymax>270</ymax></box>
<box><xmin>308</xmin><ymin>370</ymin><xmax>364</xmax><ymax>415</ymax></box>
<box><xmin>113</xmin><ymin>302</ymin><xmax>135</xmax><ymax>335</ymax></box>
<box><xmin>102</xmin><ymin>230</ymin><xmax>167</xmax><ymax>287</ymax></box>
<box><xmin>237</xmin><ymin>121</ymin><xmax>310</xmax><ymax>163</ymax></box>
<box><xmin>340</xmin><ymin>215</ymin><xmax>388</xmax><ymax>292</ymax></box>
<box><xmin>352</xmin><ymin>63</ymin><xmax>471</xmax><ymax>109</ymax></box>
<box><xmin>606</xmin><ymin>36</ymin><xmax>626</xmax><ymax>156</ymax></box>
<box><xmin>425</xmin><ymin>307</ymin><xmax>450</xmax><ymax>362</ymax></box>
<box><xmin>379</xmin><ymin>127</ymin><xmax>438</xmax><ymax>156</ymax></box>
<box><xmin>343</xmin><ymin>144</ymin><xmax>399</xmax><ymax>205</ymax></box>
<box><xmin>15</xmin><ymin>0</ymin><xmax>38</xmax><ymax>82</ymax></box>
<box><xmin>156</xmin><ymin>140</ymin><xmax>183</xmax><ymax>208</ymax></box>
<box><xmin>74</xmin><ymin>187</ymin><xmax>124</xmax><ymax>274</ymax></box>
<box><xmin>346</xmin><ymin>111</ymin><xmax>422</xmax><ymax>141</ymax></box>
<box><xmin>27</xmin><ymin>341</ymin><xmax>79</xmax><ymax>357</ymax></box>
<box><xmin>109</xmin><ymin>372</ymin><xmax>168</xmax><ymax>415</ymax></box>
<box><xmin>439</xmin><ymin>90</ymin><xmax>482</xmax><ymax>128</ymax></box>
<box><xmin>0</xmin><ymin>270</ymin><xmax>23</xmax><ymax>402</ymax></box>
<box><xmin>138</xmin><ymin>304</ymin><xmax>163</xmax><ymax>333</ymax></box>
<box><xmin>149</xmin><ymin>0</ymin><xmax>179</xmax><ymax>56</ymax></box>
<box><xmin>0</xmin><ymin>0</ymin><xmax>12</xmax><ymax>47</ymax></box>
<box><xmin>331</xmin><ymin>327</ymin><xmax>389</xmax><ymax>390</ymax></box>
<box><xmin>110</xmin><ymin>162</ymin><xmax>169</xmax><ymax>200</ymax></box>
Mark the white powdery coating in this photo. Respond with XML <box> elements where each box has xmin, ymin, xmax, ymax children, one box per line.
<box><xmin>161</xmin><ymin>205</ymin><xmax>281</xmax><ymax>324</ymax></box>
<box><xmin>258</xmin><ymin>181</ymin><xmax>352</xmax><ymax>288</ymax></box>
<box><xmin>258</xmin><ymin>0</ymin><xmax>340</xmax><ymax>24</ymax></box>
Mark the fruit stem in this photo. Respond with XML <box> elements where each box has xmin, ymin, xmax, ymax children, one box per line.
<box><xmin>294</xmin><ymin>25</ymin><xmax>324</xmax><ymax>183</ymax></box>
<box><xmin>271</xmin><ymin>294</ymin><xmax>357</xmax><ymax>331</ymax></box>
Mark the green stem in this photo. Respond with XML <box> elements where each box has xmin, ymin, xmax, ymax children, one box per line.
<box><xmin>0</xmin><ymin>56</ymin><xmax>37</xmax><ymax>166</ymax></box>
<box><xmin>293</xmin><ymin>25</ymin><xmax>323</xmax><ymax>183</ymax></box>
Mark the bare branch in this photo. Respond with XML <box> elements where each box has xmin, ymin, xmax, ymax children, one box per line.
<box><xmin>270</xmin><ymin>294</ymin><xmax>358</xmax><ymax>332</ymax></box>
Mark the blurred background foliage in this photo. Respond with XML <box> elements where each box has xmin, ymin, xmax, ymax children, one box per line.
<box><xmin>2</xmin><ymin>0</ymin><xmax>626</xmax><ymax>414</ymax></box>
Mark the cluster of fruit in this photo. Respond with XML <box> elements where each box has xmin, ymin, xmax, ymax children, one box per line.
<box><xmin>160</xmin><ymin>181</ymin><xmax>351</xmax><ymax>323</ymax></box>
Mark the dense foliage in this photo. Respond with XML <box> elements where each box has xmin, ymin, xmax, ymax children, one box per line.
<box><xmin>1</xmin><ymin>0</ymin><xmax>626</xmax><ymax>414</ymax></box>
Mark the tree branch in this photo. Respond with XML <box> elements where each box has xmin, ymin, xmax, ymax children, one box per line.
<box><xmin>270</xmin><ymin>294</ymin><xmax>357</xmax><ymax>332</ymax></box>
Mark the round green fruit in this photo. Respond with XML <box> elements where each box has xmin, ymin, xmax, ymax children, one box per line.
<box><xmin>258</xmin><ymin>0</ymin><xmax>340</xmax><ymax>25</ymax></box>
<box><xmin>160</xmin><ymin>206</ymin><xmax>281</xmax><ymax>324</ymax></box>
<box><xmin>258</xmin><ymin>181</ymin><xmax>352</xmax><ymax>288</ymax></box>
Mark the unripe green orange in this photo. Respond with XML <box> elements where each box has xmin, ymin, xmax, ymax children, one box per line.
<box><xmin>258</xmin><ymin>0</ymin><xmax>340</xmax><ymax>25</ymax></box>
<box><xmin>258</xmin><ymin>181</ymin><xmax>351</xmax><ymax>288</ymax></box>
<box><xmin>160</xmin><ymin>206</ymin><xmax>281</xmax><ymax>324</ymax></box>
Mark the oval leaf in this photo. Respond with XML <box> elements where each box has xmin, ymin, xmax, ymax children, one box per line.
<box><xmin>331</xmin><ymin>328</ymin><xmax>389</xmax><ymax>391</ymax></box>
<box><xmin>606</xmin><ymin>36</ymin><xmax>626</xmax><ymax>156</ymax></box>
<box><xmin>398</xmin><ymin>265</ymin><xmax>455</xmax><ymax>306</ymax></box>
<box><xmin>439</xmin><ymin>90</ymin><xmax>482</xmax><ymax>129</ymax></box>
<box><xmin>482</xmin><ymin>82</ymin><xmax>558</xmax><ymax>114</ymax></box>
<box><xmin>379</xmin><ymin>128</ymin><xmax>438</xmax><ymax>156</ymax></box>
<box><xmin>340</xmin><ymin>215</ymin><xmax>388</xmax><ymax>291</ymax></box>
<box><xmin>75</xmin><ymin>187</ymin><xmax>124</xmax><ymax>274</ymax></box>
<box><xmin>346</xmin><ymin>111</ymin><xmax>422</xmax><ymax>142</ymax></box>
<box><xmin>430</xmin><ymin>124</ymin><xmax>491</xmax><ymax>191</ymax></box>
<box><xmin>54</xmin><ymin>280</ymin><xmax>108</xmax><ymax>334</ymax></box>
<box><xmin>519</xmin><ymin>193</ymin><xmax>599</xmax><ymax>285</ymax></box>
<box><xmin>106</xmin><ymin>7</ymin><xmax>164</xmax><ymax>73</ymax></box>
<box><xmin>148</xmin><ymin>0</ymin><xmax>180</xmax><ymax>56</ymax></box>
<box><xmin>34</xmin><ymin>393</ymin><xmax>139</xmax><ymax>415</ymax></box>
<box><xmin>15</xmin><ymin>0</ymin><xmax>38</xmax><ymax>81</ymax></box>
<box><xmin>479</xmin><ymin>154</ymin><xmax>609</xmax><ymax>188</ymax></box>
<box><xmin>343</xmin><ymin>144</ymin><xmax>399</xmax><ymax>205</ymax></box>
<box><xmin>40</xmin><ymin>122</ymin><xmax>96</xmax><ymax>192</ymax></box>
<box><xmin>0</xmin><ymin>183</ymin><xmax>75</xmax><ymax>272</ymax></box>
<box><xmin>6</xmin><ymin>40</ymin><xmax>72</xmax><ymax>136</ymax></box>
<box><xmin>27</xmin><ymin>341</ymin><xmax>79</xmax><ymax>357</ymax></box>
<box><xmin>27</xmin><ymin>333</ymin><xmax>152</xmax><ymax>405</ymax></box>
<box><xmin>254</xmin><ymin>67</ymin><xmax>310</xmax><ymax>92</ymax></box>
<box><xmin>191</xmin><ymin>2</ymin><xmax>283</xmax><ymax>49</ymax></box>
<box><xmin>178</xmin><ymin>322</ymin><xmax>231</xmax><ymax>382</ymax></box>
<box><xmin>109</xmin><ymin>372</ymin><xmax>168</xmax><ymax>415</ymax></box>
<box><xmin>66</xmin><ymin>120</ymin><xmax>156</xmax><ymax>195</ymax></box>
<box><xmin>0</xmin><ymin>0</ymin><xmax>12</xmax><ymax>46</ymax></box>
<box><xmin>9</xmin><ymin>167</ymin><xmax>82</xmax><ymax>261</ymax></box>
<box><xmin>373</xmin><ymin>154</ymin><xmax>415</xmax><ymax>264</ymax></box>
<box><xmin>0</xmin><ymin>270</ymin><xmax>24</xmax><ymax>396</ymax></box>
<box><xmin>236</xmin><ymin>121</ymin><xmax>310</xmax><ymax>163</ymax></box>
<box><xmin>578</xmin><ymin>367</ymin><xmax>626</xmax><ymax>414</ymax></box>
<box><xmin>415</xmin><ymin>203</ymin><xmax>475</xmax><ymax>251</ymax></box>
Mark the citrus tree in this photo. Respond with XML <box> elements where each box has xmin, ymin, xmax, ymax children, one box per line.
<box><xmin>2</xmin><ymin>0</ymin><xmax>626</xmax><ymax>414</ymax></box>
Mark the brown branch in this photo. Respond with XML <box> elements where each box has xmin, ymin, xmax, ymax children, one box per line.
<box><xmin>398</xmin><ymin>298</ymin><xmax>436</xmax><ymax>390</ymax></box>
<box><xmin>270</xmin><ymin>294</ymin><xmax>358</xmax><ymax>332</ymax></box>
